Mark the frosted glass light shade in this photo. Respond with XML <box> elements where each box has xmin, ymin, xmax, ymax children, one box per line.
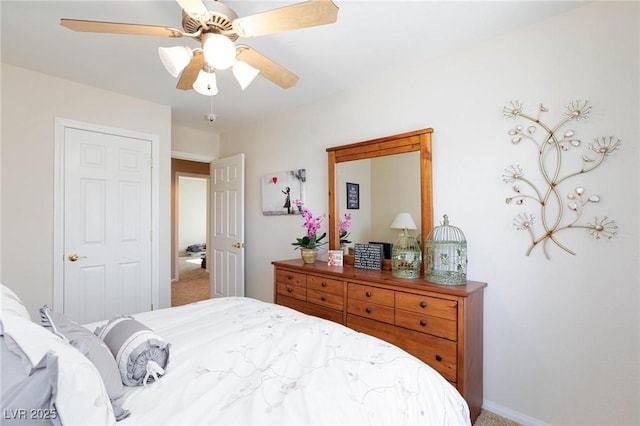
<box><xmin>158</xmin><ymin>46</ymin><xmax>193</xmax><ymax>78</ymax></box>
<box><xmin>232</xmin><ymin>60</ymin><xmax>260</xmax><ymax>90</ymax></box>
<box><xmin>390</xmin><ymin>213</ymin><xmax>417</xmax><ymax>230</ymax></box>
<box><xmin>202</xmin><ymin>33</ymin><xmax>236</xmax><ymax>70</ymax></box>
<box><xmin>193</xmin><ymin>70</ymin><xmax>218</xmax><ymax>96</ymax></box>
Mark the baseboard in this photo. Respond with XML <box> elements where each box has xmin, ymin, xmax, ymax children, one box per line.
<box><xmin>482</xmin><ymin>400</ymin><xmax>550</xmax><ymax>426</ymax></box>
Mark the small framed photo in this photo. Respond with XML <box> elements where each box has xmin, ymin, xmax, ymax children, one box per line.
<box><xmin>327</xmin><ymin>250</ymin><xmax>344</xmax><ymax>267</ymax></box>
<box><xmin>346</xmin><ymin>182</ymin><xmax>359</xmax><ymax>209</ymax></box>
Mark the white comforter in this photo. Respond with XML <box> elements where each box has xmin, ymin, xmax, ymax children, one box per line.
<box><xmin>113</xmin><ymin>297</ymin><xmax>470</xmax><ymax>425</ymax></box>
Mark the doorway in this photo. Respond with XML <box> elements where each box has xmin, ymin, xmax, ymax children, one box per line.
<box><xmin>171</xmin><ymin>158</ymin><xmax>210</xmax><ymax>306</ymax></box>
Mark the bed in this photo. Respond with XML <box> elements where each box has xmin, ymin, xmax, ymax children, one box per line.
<box><xmin>1</xmin><ymin>284</ymin><xmax>471</xmax><ymax>425</ymax></box>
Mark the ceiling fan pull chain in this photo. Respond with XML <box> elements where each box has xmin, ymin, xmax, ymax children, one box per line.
<box><xmin>205</xmin><ymin>95</ymin><xmax>217</xmax><ymax>123</ymax></box>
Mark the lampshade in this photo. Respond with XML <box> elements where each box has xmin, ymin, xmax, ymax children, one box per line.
<box><xmin>232</xmin><ymin>60</ymin><xmax>260</xmax><ymax>90</ymax></box>
<box><xmin>192</xmin><ymin>70</ymin><xmax>218</xmax><ymax>96</ymax></box>
<box><xmin>390</xmin><ymin>213</ymin><xmax>417</xmax><ymax>230</ymax></box>
<box><xmin>202</xmin><ymin>33</ymin><xmax>236</xmax><ymax>70</ymax></box>
<box><xmin>158</xmin><ymin>46</ymin><xmax>193</xmax><ymax>78</ymax></box>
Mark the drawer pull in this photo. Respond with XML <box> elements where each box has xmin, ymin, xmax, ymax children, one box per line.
<box><xmin>287</xmin><ymin>275</ymin><xmax>293</xmax><ymax>280</ymax></box>
<box><xmin>321</xmin><ymin>295</ymin><xmax>326</xmax><ymax>301</ymax></box>
<box><xmin>286</xmin><ymin>287</ymin><xmax>293</xmax><ymax>293</ymax></box>
<box><xmin>419</xmin><ymin>319</ymin><xmax>427</xmax><ymax>327</ymax></box>
<box><xmin>419</xmin><ymin>301</ymin><xmax>427</xmax><ymax>308</ymax></box>
<box><xmin>365</xmin><ymin>291</ymin><xmax>372</xmax><ymax>298</ymax></box>
<box><xmin>321</xmin><ymin>281</ymin><xmax>327</xmax><ymax>287</ymax></box>
<box><xmin>365</xmin><ymin>307</ymin><xmax>372</xmax><ymax>314</ymax></box>
<box><xmin>435</xmin><ymin>354</ymin><xmax>442</xmax><ymax>362</ymax></box>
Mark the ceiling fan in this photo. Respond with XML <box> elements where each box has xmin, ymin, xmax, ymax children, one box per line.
<box><xmin>60</xmin><ymin>0</ymin><xmax>339</xmax><ymax>96</ymax></box>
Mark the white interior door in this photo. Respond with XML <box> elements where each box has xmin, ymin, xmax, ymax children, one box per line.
<box><xmin>210</xmin><ymin>154</ymin><xmax>245</xmax><ymax>298</ymax></box>
<box><xmin>61</xmin><ymin>125</ymin><xmax>152</xmax><ymax>323</ymax></box>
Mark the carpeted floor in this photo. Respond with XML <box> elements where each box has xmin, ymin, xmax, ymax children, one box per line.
<box><xmin>171</xmin><ymin>256</ymin><xmax>210</xmax><ymax>307</ymax></box>
<box><xmin>474</xmin><ymin>410</ymin><xmax>522</xmax><ymax>426</ymax></box>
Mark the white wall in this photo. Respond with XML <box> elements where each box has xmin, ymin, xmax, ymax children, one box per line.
<box><xmin>172</xmin><ymin>124</ymin><xmax>220</xmax><ymax>159</ymax></box>
<box><xmin>219</xmin><ymin>3</ymin><xmax>639</xmax><ymax>425</ymax></box>
<box><xmin>178</xmin><ymin>176</ymin><xmax>208</xmax><ymax>253</ymax></box>
<box><xmin>0</xmin><ymin>64</ymin><xmax>173</xmax><ymax>313</ymax></box>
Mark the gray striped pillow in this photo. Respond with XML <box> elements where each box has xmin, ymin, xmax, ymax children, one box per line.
<box><xmin>94</xmin><ymin>316</ymin><xmax>170</xmax><ymax>387</ymax></box>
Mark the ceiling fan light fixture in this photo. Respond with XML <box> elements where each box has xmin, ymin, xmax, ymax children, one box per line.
<box><xmin>232</xmin><ymin>60</ymin><xmax>260</xmax><ymax>90</ymax></box>
<box><xmin>193</xmin><ymin>69</ymin><xmax>218</xmax><ymax>96</ymax></box>
<box><xmin>202</xmin><ymin>33</ymin><xmax>237</xmax><ymax>70</ymax></box>
<box><xmin>158</xmin><ymin>46</ymin><xmax>193</xmax><ymax>78</ymax></box>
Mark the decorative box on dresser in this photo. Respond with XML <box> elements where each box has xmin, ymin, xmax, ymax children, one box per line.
<box><xmin>272</xmin><ymin>259</ymin><xmax>487</xmax><ymax>422</ymax></box>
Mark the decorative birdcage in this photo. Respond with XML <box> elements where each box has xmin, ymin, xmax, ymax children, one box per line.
<box><xmin>390</xmin><ymin>212</ymin><xmax>421</xmax><ymax>279</ymax></box>
<box><xmin>391</xmin><ymin>231</ymin><xmax>421</xmax><ymax>278</ymax></box>
<box><xmin>424</xmin><ymin>215</ymin><xmax>467</xmax><ymax>285</ymax></box>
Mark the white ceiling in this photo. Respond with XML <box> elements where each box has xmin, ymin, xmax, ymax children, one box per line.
<box><xmin>1</xmin><ymin>1</ymin><xmax>585</xmax><ymax>134</ymax></box>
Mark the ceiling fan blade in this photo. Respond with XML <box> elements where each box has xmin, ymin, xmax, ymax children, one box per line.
<box><xmin>177</xmin><ymin>52</ymin><xmax>205</xmax><ymax>90</ymax></box>
<box><xmin>236</xmin><ymin>46</ymin><xmax>299</xmax><ymax>89</ymax></box>
<box><xmin>232</xmin><ymin>0</ymin><xmax>338</xmax><ymax>38</ymax></box>
<box><xmin>175</xmin><ymin>0</ymin><xmax>210</xmax><ymax>21</ymax></box>
<box><xmin>61</xmin><ymin>19</ymin><xmax>184</xmax><ymax>37</ymax></box>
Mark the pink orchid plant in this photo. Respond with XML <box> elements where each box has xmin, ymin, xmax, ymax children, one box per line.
<box><xmin>292</xmin><ymin>200</ymin><xmax>327</xmax><ymax>250</ymax></box>
<box><xmin>339</xmin><ymin>213</ymin><xmax>352</xmax><ymax>244</ymax></box>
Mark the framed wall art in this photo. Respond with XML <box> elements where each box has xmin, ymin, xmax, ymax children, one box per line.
<box><xmin>346</xmin><ymin>182</ymin><xmax>359</xmax><ymax>209</ymax></box>
<box><xmin>261</xmin><ymin>169</ymin><xmax>307</xmax><ymax>215</ymax></box>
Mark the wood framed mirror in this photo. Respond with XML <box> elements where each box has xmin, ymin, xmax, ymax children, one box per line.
<box><xmin>326</xmin><ymin>128</ymin><xmax>434</xmax><ymax>267</ymax></box>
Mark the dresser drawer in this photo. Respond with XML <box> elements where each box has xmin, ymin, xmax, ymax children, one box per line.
<box><xmin>276</xmin><ymin>281</ymin><xmax>306</xmax><ymax>301</ymax></box>
<box><xmin>276</xmin><ymin>269</ymin><xmax>307</xmax><ymax>287</ymax></box>
<box><xmin>307</xmin><ymin>275</ymin><xmax>344</xmax><ymax>296</ymax></box>
<box><xmin>347</xmin><ymin>298</ymin><xmax>394</xmax><ymax>324</ymax></box>
<box><xmin>405</xmin><ymin>332</ymin><xmax>457</xmax><ymax>382</ymax></box>
<box><xmin>307</xmin><ymin>288</ymin><xmax>343</xmax><ymax>311</ymax></box>
<box><xmin>348</xmin><ymin>283</ymin><xmax>394</xmax><ymax>307</ymax></box>
<box><xmin>395</xmin><ymin>292</ymin><xmax>457</xmax><ymax>320</ymax></box>
<box><xmin>278</xmin><ymin>295</ymin><xmax>343</xmax><ymax>324</ymax></box>
<box><xmin>347</xmin><ymin>314</ymin><xmax>457</xmax><ymax>383</ymax></box>
<box><xmin>277</xmin><ymin>294</ymin><xmax>308</xmax><ymax>313</ymax></box>
<box><xmin>395</xmin><ymin>310</ymin><xmax>457</xmax><ymax>341</ymax></box>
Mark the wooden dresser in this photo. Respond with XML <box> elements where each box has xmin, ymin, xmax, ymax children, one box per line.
<box><xmin>272</xmin><ymin>259</ymin><xmax>487</xmax><ymax>422</ymax></box>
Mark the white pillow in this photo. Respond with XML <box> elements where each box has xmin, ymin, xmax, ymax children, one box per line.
<box><xmin>1</xmin><ymin>284</ymin><xmax>31</xmax><ymax>321</ymax></box>
<box><xmin>0</xmin><ymin>314</ymin><xmax>115</xmax><ymax>425</ymax></box>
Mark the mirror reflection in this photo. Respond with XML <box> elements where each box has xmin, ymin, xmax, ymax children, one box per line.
<box><xmin>336</xmin><ymin>151</ymin><xmax>420</xmax><ymax>252</ymax></box>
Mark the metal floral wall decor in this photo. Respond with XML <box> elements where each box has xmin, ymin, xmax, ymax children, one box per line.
<box><xmin>502</xmin><ymin>100</ymin><xmax>619</xmax><ymax>258</ymax></box>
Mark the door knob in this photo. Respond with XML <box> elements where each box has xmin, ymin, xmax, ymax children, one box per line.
<box><xmin>232</xmin><ymin>242</ymin><xmax>245</xmax><ymax>249</ymax></box>
<box><xmin>68</xmin><ymin>253</ymin><xmax>87</xmax><ymax>262</ymax></box>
